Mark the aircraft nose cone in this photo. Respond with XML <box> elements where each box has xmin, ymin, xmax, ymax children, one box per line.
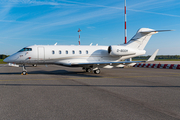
<box><xmin>3</xmin><ymin>57</ymin><xmax>9</xmax><ymax>63</ymax></box>
<box><xmin>3</xmin><ymin>56</ymin><xmax>14</xmax><ymax>63</ymax></box>
<box><xmin>3</xmin><ymin>53</ymin><xmax>19</xmax><ymax>63</ymax></box>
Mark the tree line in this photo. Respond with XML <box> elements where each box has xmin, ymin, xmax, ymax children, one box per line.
<box><xmin>0</xmin><ymin>54</ymin><xmax>9</xmax><ymax>59</ymax></box>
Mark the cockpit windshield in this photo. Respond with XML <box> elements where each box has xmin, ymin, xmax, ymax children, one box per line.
<box><xmin>18</xmin><ymin>48</ymin><xmax>32</xmax><ymax>52</ymax></box>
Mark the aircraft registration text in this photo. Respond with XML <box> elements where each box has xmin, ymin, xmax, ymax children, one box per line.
<box><xmin>117</xmin><ymin>49</ymin><xmax>128</xmax><ymax>52</ymax></box>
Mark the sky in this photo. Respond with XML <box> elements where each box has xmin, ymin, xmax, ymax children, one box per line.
<box><xmin>0</xmin><ymin>0</ymin><xmax>180</xmax><ymax>55</ymax></box>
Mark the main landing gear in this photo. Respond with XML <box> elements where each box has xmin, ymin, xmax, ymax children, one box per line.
<box><xmin>83</xmin><ymin>67</ymin><xmax>101</xmax><ymax>74</ymax></box>
<box><xmin>21</xmin><ymin>64</ymin><xmax>28</xmax><ymax>75</ymax></box>
<box><xmin>32</xmin><ymin>64</ymin><xmax>37</xmax><ymax>67</ymax></box>
<box><xmin>93</xmin><ymin>69</ymin><xmax>100</xmax><ymax>74</ymax></box>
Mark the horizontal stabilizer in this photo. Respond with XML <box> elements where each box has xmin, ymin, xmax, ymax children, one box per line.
<box><xmin>140</xmin><ymin>30</ymin><xmax>173</xmax><ymax>33</ymax></box>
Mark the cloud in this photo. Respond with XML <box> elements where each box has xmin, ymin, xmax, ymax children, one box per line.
<box><xmin>0</xmin><ymin>2</ymin><xmax>120</xmax><ymax>37</ymax></box>
<box><xmin>128</xmin><ymin>0</ymin><xmax>172</xmax><ymax>9</ymax></box>
<box><xmin>57</xmin><ymin>0</ymin><xmax>123</xmax><ymax>9</ymax></box>
<box><xmin>0</xmin><ymin>4</ymin><xmax>13</xmax><ymax>20</ymax></box>
<box><xmin>2</xmin><ymin>0</ymin><xmax>179</xmax><ymax>19</ymax></box>
<box><xmin>57</xmin><ymin>0</ymin><xmax>180</xmax><ymax>18</ymax></box>
<box><xmin>0</xmin><ymin>0</ymin><xmax>75</xmax><ymax>10</ymax></box>
<box><xmin>87</xmin><ymin>26</ymin><xmax>96</xmax><ymax>29</ymax></box>
<box><xmin>0</xmin><ymin>20</ymin><xmax>15</xmax><ymax>22</ymax></box>
<box><xmin>127</xmin><ymin>8</ymin><xmax>180</xmax><ymax>18</ymax></box>
<box><xmin>0</xmin><ymin>0</ymin><xmax>62</xmax><ymax>6</ymax></box>
<box><xmin>39</xmin><ymin>8</ymin><xmax>118</xmax><ymax>27</ymax></box>
<box><xmin>0</xmin><ymin>0</ymin><xmax>179</xmax><ymax>40</ymax></box>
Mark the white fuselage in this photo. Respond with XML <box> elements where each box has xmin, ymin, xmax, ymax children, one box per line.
<box><xmin>5</xmin><ymin>45</ymin><xmax>146</xmax><ymax>66</ymax></box>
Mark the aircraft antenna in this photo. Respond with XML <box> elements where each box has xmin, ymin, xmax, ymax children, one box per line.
<box><xmin>124</xmin><ymin>0</ymin><xmax>127</xmax><ymax>44</ymax></box>
<box><xmin>77</xmin><ymin>28</ymin><xmax>81</xmax><ymax>45</ymax></box>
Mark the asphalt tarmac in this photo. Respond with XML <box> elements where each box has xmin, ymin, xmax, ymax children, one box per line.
<box><xmin>0</xmin><ymin>64</ymin><xmax>180</xmax><ymax>120</ymax></box>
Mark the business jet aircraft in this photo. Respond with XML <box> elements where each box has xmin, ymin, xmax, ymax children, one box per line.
<box><xmin>4</xmin><ymin>28</ymin><xmax>169</xmax><ymax>75</ymax></box>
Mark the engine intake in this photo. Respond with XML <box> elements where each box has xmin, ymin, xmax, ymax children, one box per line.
<box><xmin>108</xmin><ymin>46</ymin><xmax>112</xmax><ymax>54</ymax></box>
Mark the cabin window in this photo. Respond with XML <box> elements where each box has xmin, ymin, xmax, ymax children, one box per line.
<box><xmin>59</xmin><ymin>50</ymin><xmax>61</xmax><ymax>54</ymax></box>
<box><xmin>66</xmin><ymin>50</ymin><xmax>68</xmax><ymax>54</ymax></box>
<box><xmin>72</xmin><ymin>50</ymin><xmax>75</xmax><ymax>54</ymax></box>
<box><xmin>79</xmin><ymin>50</ymin><xmax>82</xmax><ymax>54</ymax></box>
<box><xmin>52</xmin><ymin>50</ymin><xmax>55</xmax><ymax>54</ymax></box>
<box><xmin>86</xmin><ymin>50</ymin><xmax>88</xmax><ymax>54</ymax></box>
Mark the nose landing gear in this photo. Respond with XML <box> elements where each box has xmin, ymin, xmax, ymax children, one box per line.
<box><xmin>21</xmin><ymin>64</ymin><xmax>28</xmax><ymax>75</ymax></box>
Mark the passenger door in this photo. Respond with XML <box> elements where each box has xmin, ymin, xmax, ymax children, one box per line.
<box><xmin>38</xmin><ymin>47</ymin><xmax>45</xmax><ymax>61</ymax></box>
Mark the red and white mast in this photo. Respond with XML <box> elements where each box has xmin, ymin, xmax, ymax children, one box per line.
<box><xmin>124</xmin><ymin>0</ymin><xmax>127</xmax><ymax>44</ymax></box>
<box><xmin>77</xmin><ymin>28</ymin><xmax>81</xmax><ymax>45</ymax></box>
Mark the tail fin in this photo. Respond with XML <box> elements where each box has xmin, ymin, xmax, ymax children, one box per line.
<box><xmin>126</xmin><ymin>28</ymin><xmax>171</xmax><ymax>50</ymax></box>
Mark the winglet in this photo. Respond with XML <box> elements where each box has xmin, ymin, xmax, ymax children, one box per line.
<box><xmin>147</xmin><ymin>49</ymin><xmax>159</xmax><ymax>62</ymax></box>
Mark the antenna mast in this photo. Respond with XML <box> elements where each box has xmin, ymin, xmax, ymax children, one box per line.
<box><xmin>124</xmin><ymin>0</ymin><xmax>127</xmax><ymax>44</ymax></box>
<box><xmin>77</xmin><ymin>28</ymin><xmax>81</xmax><ymax>45</ymax></box>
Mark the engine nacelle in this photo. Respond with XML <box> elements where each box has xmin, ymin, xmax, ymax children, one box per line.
<box><xmin>108</xmin><ymin>45</ymin><xmax>136</xmax><ymax>56</ymax></box>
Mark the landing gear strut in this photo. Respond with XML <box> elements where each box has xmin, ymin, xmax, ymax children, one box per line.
<box><xmin>21</xmin><ymin>64</ymin><xmax>27</xmax><ymax>75</ymax></box>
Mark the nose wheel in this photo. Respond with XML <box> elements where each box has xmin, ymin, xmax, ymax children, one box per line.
<box><xmin>21</xmin><ymin>64</ymin><xmax>28</xmax><ymax>75</ymax></box>
<box><xmin>22</xmin><ymin>71</ymin><xmax>27</xmax><ymax>75</ymax></box>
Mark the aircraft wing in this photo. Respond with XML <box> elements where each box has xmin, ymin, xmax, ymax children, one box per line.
<box><xmin>70</xmin><ymin>60</ymin><xmax>143</xmax><ymax>66</ymax></box>
<box><xmin>56</xmin><ymin>59</ymin><xmax>144</xmax><ymax>67</ymax></box>
<box><xmin>64</xmin><ymin>49</ymin><xmax>159</xmax><ymax>67</ymax></box>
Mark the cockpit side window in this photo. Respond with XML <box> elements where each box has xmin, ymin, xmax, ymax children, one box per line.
<box><xmin>18</xmin><ymin>48</ymin><xmax>32</xmax><ymax>52</ymax></box>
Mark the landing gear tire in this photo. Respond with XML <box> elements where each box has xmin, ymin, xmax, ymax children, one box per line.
<box><xmin>86</xmin><ymin>68</ymin><xmax>92</xmax><ymax>73</ymax></box>
<box><xmin>94</xmin><ymin>69</ymin><xmax>100</xmax><ymax>74</ymax></box>
<box><xmin>22</xmin><ymin>71</ymin><xmax>27</xmax><ymax>75</ymax></box>
<box><xmin>32</xmin><ymin>64</ymin><xmax>37</xmax><ymax>67</ymax></box>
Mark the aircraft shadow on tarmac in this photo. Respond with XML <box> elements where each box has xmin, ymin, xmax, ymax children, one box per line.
<box><xmin>0</xmin><ymin>84</ymin><xmax>179</xmax><ymax>88</ymax></box>
<box><xmin>30</xmin><ymin>70</ymin><xmax>102</xmax><ymax>77</ymax></box>
<box><xmin>0</xmin><ymin>70</ymin><xmax>102</xmax><ymax>78</ymax></box>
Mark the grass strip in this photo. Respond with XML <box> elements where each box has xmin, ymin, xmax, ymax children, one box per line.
<box><xmin>0</xmin><ymin>59</ymin><xmax>6</xmax><ymax>64</ymax></box>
